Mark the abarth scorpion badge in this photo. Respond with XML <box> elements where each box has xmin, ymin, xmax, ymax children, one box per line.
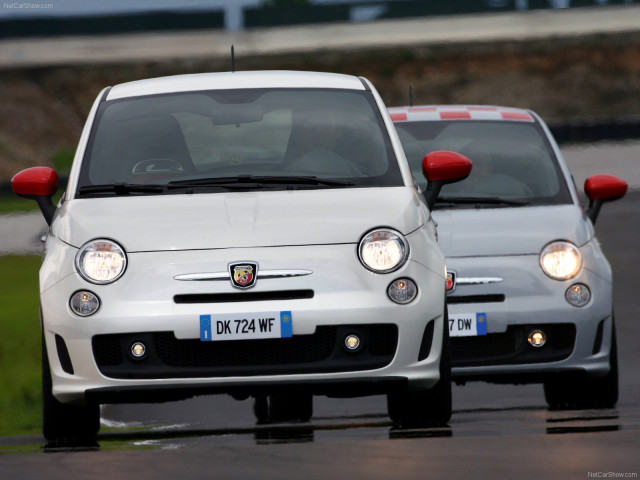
<box><xmin>229</xmin><ymin>262</ymin><xmax>258</xmax><ymax>289</ymax></box>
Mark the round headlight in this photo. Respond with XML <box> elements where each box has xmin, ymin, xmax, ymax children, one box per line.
<box><xmin>539</xmin><ymin>241</ymin><xmax>582</xmax><ymax>280</ymax></box>
<box><xmin>75</xmin><ymin>239</ymin><xmax>127</xmax><ymax>284</ymax></box>
<box><xmin>359</xmin><ymin>228</ymin><xmax>409</xmax><ymax>273</ymax></box>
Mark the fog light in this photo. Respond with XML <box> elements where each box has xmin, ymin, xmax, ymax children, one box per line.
<box><xmin>528</xmin><ymin>330</ymin><xmax>547</xmax><ymax>348</ymax></box>
<box><xmin>344</xmin><ymin>335</ymin><xmax>361</xmax><ymax>352</ymax></box>
<box><xmin>130</xmin><ymin>342</ymin><xmax>147</xmax><ymax>359</ymax></box>
<box><xmin>565</xmin><ymin>283</ymin><xmax>591</xmax><ymax>307</ymax></box>
<box><xmin>69</xmin><ymin>291</ymin><xmax>100</xmax><ymax>317</ymax></box>
<box><xmin>387</xmin><ymin>278</ymin><xmax>418</xmax><ymax>304</ymax></box>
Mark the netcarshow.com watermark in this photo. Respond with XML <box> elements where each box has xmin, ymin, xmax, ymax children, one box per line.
<box><xmin>3</xmin><ymin>2</ymin><xmax>54</xmax><ymax>9</ymax></box>
<box><xmin>588</xmin><ymin>473</ymin><xmax>638</xmax><ymax>478</ymax></box>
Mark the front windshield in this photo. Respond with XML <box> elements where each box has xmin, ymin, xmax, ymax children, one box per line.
<box><xmin>394</xmin><ymin>120</ymin><xmax>572</xmax><ymax>207</ymax></box>
<box><xmin>77</xmin><ymin>88</ymin><xmax>402</xmax><ymax>196</ymax></box>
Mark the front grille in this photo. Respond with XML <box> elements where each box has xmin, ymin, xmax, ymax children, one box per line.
<box><xmin>174</xmin><ymin>290</ymin><xmax>314</xmax><ymax>304</ymax></box>
<box><xmin>451</xmin><ymin>323</ymin><xmax>576</xmax><ymax>368</ymax></box>
<box><xmin>92</xmin><ymin>335</ymin><xmax>123</xmax><ymax>366</ymax></box>
<box><xmin>93</xmin><ymin>324</ymin><xmax>398</xmax><ymax>379</ymax></box>
<box><xmin>154</xmin><ymin>329</ymin><xmax>335</xmax><ymax>368</ymax></box>
<box><xmin>448</xmin><ymin>294</ymin><xmax>505</xmax><ymax>304</ymax></box>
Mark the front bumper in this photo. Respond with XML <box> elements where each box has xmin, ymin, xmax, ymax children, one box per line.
<box><xmin>40</xmin><ymin>236</ymin><xmax>447</xmax><ymax>404</ymax></box>
<box><xmin>446</xmin><ymin>247</ymin><xmax>615</xmax><ymax>384</ymax></box>
<box><xmin>85</xmin><ymin>377</ymin><xmax>409</xmax><ymax>405</ymax></box>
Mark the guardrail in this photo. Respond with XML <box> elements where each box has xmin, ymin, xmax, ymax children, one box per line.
<box><xmin>550</xmin><ymin>116</ymin><xmax>640</xmax><ymax>144</ymax></box>
<box><xmin>0</xmin><ymin>10</ymin><xmax>225</xmax><ymax>38</ymax></box>
<box><xmin>244</xmin><ymin>0</ymin><xmax>639</xmax><ymax>28</ymax></box>
<box><xmin>1</xmin><ymin>0</ymin><xmax>637</xmax><ymax>38</ymax></box>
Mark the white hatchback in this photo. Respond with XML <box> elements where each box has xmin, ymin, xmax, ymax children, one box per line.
<box><xmin>390</xmin><ymin>105</ymin><xmax>627</xmax><ymax>410</ymax></box>
<box><xmin>12</xmin><ymin>71</ymin><xmax>471</xmax><ymax>442</ymax></box>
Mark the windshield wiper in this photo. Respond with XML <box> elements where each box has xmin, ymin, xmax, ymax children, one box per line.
<box><xmin>168</xmin><ymin>175</ymin><xmax>354</xmax><ymax>189</ymax></box>
<box><xmin>248</xmin><ymin>175</ymin><xmax>354</xmax><ymax>187</ymax></box>
<box><xmin>77</xmin><ymin>183</ymin><xmax>165</xmax><ymax>195</ymax></box>
<box><xmin>79</xmin><ymin>176</ymin><xmax>355</xmax><ymax>195</ymax></box>
<box><xmin>435</xmin><ymin>196</ymin><xmax>531</xmax><ymax>207</ymax></box>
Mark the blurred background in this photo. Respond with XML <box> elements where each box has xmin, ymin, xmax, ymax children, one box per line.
<box><xmin>1</xmin><ymin>0</ymin><xmax>640</xmax><ymax>185</ymax></box>
<box><xmin>0</xmin><ymin>0</ymin><xmax>639</xmax><ymax>436</ymax></box>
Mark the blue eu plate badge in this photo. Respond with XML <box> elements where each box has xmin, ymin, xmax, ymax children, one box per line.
<box><xmin>448</xmin><ymin>312</ymin><xmax>487</xmax><ymax>337</ymax></box>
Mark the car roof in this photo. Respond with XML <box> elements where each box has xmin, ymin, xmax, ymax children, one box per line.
<box><xmin>106</xmin><ymin>70</ymin><xmax>367</xmax><ymax>101</ymax></box>
<box><xmin>388</xmin><ymin>105</ymin><xmax>536</xmax><ymax>123</ymax></box>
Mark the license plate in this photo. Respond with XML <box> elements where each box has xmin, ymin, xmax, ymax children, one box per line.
<box><xmin>448</xmin><ymin>312</ymin><xmax>487</xmax><ymax>337</ymax></box>
<box><xmin>200</xmin><ymin>311</ymin><xmax>293</xmax><ymax>341</ymax></box>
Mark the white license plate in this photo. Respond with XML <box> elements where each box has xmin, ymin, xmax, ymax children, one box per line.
<box><xmin>448</xmin><ymin>312</ymin><xmax>487</xmax><ymax>337</ymax></box>
<box><xmin>200</xmin><ymin>311</ymin><xmax>292</xmax><ymax>341</ymax></box>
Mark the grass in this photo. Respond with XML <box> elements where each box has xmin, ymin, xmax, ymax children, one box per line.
<box><xmin>0</xmin><ymin>196</ymin><xmax>39</xmax><ymax>214</ymax></box>
<box><xmin>0</xmin><ymin>188</ymin><xmax>66</xmax><ymax>215</ymax></box>
<box><xmin>0</xmin><ymin>255</ymin><xmax>143</xmax><ymax>440</ymax></box>
<box><xmin>0</xmin><ymin>255</ymin><xmax>43</xmax><ymax>437</ymax></box>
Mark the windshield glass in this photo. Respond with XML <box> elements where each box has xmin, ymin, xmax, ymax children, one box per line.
<box><xmin>394</xmin><ymin>120</ymin><xmax>572</xmax><ymax>207</ymax></box>
<box><xmin>77</xmin><ymin>88</ymin><xmax>402</xmax><ymax>196</ymax></box>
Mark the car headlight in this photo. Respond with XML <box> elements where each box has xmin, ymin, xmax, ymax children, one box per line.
<box><xmin>358</xmin><ymin>228</ymin><xmax>409</xmax><ymax>273</ymax></box>
<box><xmin>75</xmin><ymin>239</ymin><xmax>127</xmax><ymax>284</ymax></box>
<box><xmin>539</xmin><ymin>241</ymin><xmax>582</xmax><ymax>280</ymax></box>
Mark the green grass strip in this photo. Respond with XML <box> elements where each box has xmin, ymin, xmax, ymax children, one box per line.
<box><xmin>0</xmin><ymin>255</ymin><xmax>43</xmax><ymax>436</ymax></box>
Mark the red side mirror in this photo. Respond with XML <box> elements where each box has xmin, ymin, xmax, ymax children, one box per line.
<box><xmin>584</xmin><ymin>174</ymin><xmax>627</xmax><ymax>224</ymax></box>
<box><xmin>11</xmin><ymin>167</ymin><xmax>58</xmax><ymax>197</ymax></box>
<box><xmin>11</xmin><ymin>167</ymin><xmax>59</xmax><ymax>225</ymax></box>
<box><xmin>422</xmin><ymin>151</ymin><xmax>472</xmax><ymax>183</ymax></box>
<box><xmin>421</xmin><ymin>151</ymin><xmax>472</xmax><ymax>210</ymax></box>
<box><xmin>584</xmin><ymin>174</ymin><xmax>627</xmax><ymax>202</ymax></box>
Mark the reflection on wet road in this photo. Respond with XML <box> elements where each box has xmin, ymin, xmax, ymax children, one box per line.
<box><xmin>3</xmin><ymin>403</ymin><xmax>637</xmax><ymax>480</ymax></box>
<box><xmin>3</xmin><ymin>402</ymin><xmax>636</xmax><ymax>450</ymax></box>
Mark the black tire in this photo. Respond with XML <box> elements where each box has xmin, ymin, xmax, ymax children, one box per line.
<box><xmin>253</xmin><ymin>392</ymin><xmax>313</xmax><ymax>424</ymax></box>
<box><xmin>544</xmin><ymin>321</ymin><xmax>619</xmax><ymax>410</ymax></box>
<box><xmin>388</xmin><ymin>311</ymin><xmax>453</xmax><ymax>428</ymax></box>
<box><xmin>42</xmin><ymin>337</ymin><xmax>100</xmax><ymax>444</ymax></box>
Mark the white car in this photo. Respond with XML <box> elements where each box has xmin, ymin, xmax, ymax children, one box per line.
<box><xmin>389</xmin><ymin>104</ymin><xmax>627</xmax><ymax>409</ymax></box>
<box><xmin>12</xmin><ymin>71</ymin><xmax>471</xmax><ymax>442</ymax></box>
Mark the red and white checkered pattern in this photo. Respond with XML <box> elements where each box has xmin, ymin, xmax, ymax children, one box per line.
<box><xmin>388</xmin><ymin>105</ymin><xmax>534</xmax><ymax>123</ymax></box>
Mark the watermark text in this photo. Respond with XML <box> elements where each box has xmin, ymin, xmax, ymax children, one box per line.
<box><xmin>3</xmin><ymin>2</ymin><xmax>54</xmax><ymax>10</ymax></box>
<box><xmin>588</xmin><ymin>473</ymin><xmax>638</xmax><ymax>478</ymax></box>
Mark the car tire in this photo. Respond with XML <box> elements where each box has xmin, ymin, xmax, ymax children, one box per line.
<box><xmin>387</xmin><ymin>309</ymin><xmax>453</xmax><ymax>428</ymax></box>
<box><xmin>42</xmin><ymin>337</ymin><xmax>100</xmax><ymax>444</ymax></box>
<box><xmin>544</xmin><ymin>320</ymin><xmax>619</xmax><ymax>410</ymax></box>
<box><xmin>253</xmin><ymin>393</ymin><xmax>313</xmax><ymax>424</ymax></box>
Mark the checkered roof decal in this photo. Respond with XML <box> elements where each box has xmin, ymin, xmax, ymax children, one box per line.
<box><xmin>388</xmin><ymin>105</ymin><xmax>534</xmax><ymax>123</ymax></box>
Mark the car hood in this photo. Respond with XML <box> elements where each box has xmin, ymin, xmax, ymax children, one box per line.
<box><xmin>54</xmin><ymin>187</ymin><xmax>426</xmax><ymax>252</ymax></box>
<box><xmin>432</xmin><ymin>205</ymin><xmax>593</xmax><ymax>257</ymax></box>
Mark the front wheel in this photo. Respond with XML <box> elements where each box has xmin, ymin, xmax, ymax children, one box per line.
<box><xmin>544</xmin><ymin>321</ymin><xmax>619</xmax><ymax>410</ymax></box>
<box><xmin>387</xmin><ymin>314</ymin><xmax>452</xmax><ymax>428</ymax></box>
<box><xmin>42</xmin><ymin>337</ymin><xmax>100</xmax><ymax>444</ymax></box>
